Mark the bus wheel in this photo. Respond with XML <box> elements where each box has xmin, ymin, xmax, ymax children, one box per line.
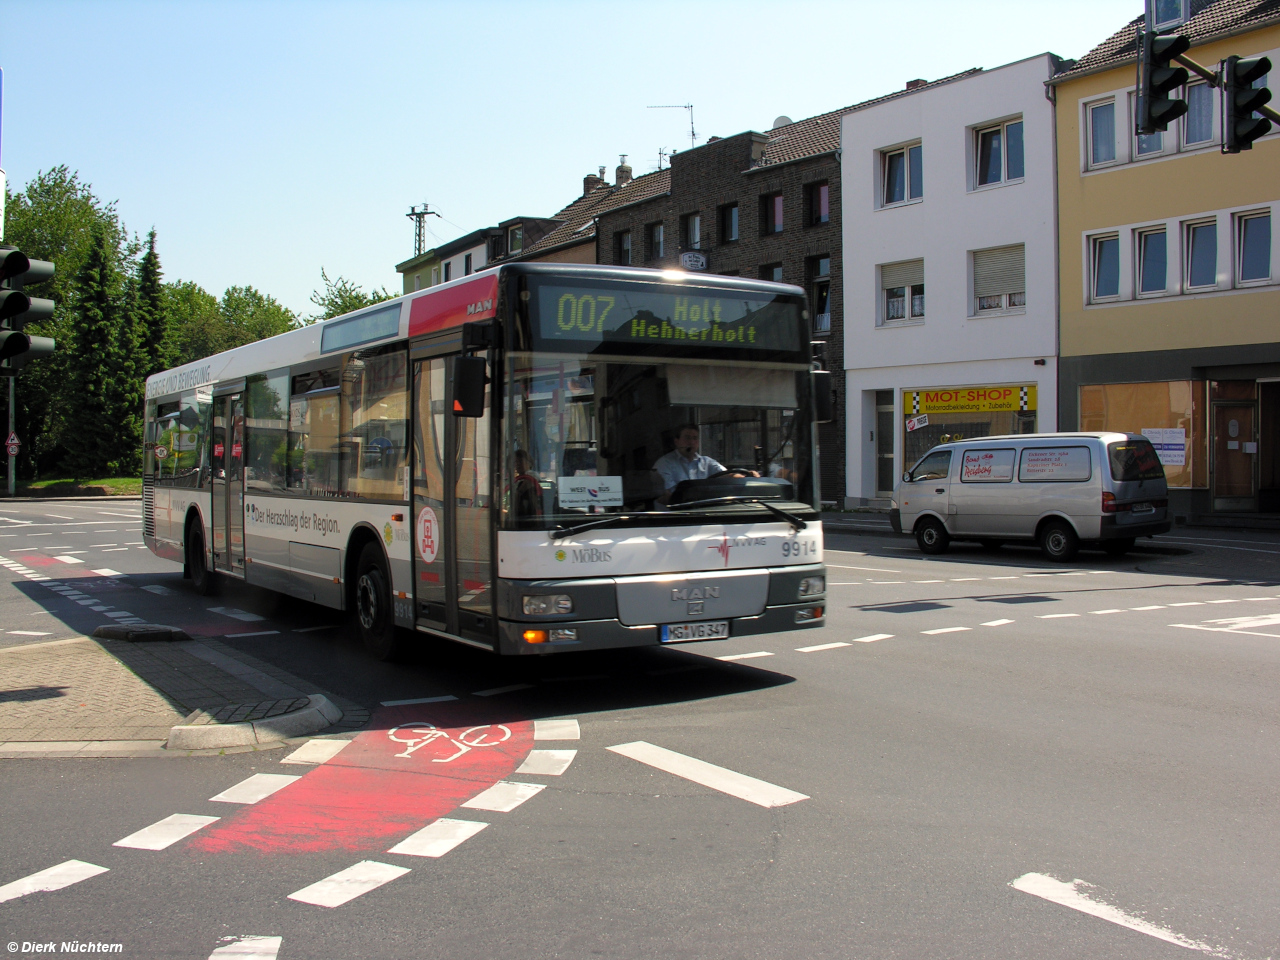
<box><xmin>915</xmin><ymin>517</ymin><xmax>950</xmax><ymax>555</ymax></box>
<box><xmin>355</xmin><ymin>542</ymin><xmax>400</xmax><ymax>660</ymax></box>
<box><xmin>186</xmin><ymin>519</ymin><xmax>217</xmax><ymax>596</ymax></box>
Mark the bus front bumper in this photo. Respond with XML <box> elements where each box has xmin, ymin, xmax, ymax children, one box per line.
<box><xmin>498</xmin><ymin>601</ymin><xmax>826</xmax><ymax>655</ymax></box>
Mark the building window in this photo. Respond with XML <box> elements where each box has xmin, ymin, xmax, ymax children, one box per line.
<box><xmin>1089</xmin><ymin>100</ymin><xmax>1116</xmax><ymax>166</ymax></box>
<box><xmin>759</xmin><ymin>263</ymin><xmax>783</xmax><ymax>282</ymax></box>
<box><xmin>682</xmin><ymin>212</ymin><xmax>701</xmax><ymax>250</ymax></box>
<box><xmin>508</xmin><ymin>225</ymin><xmax>524</xmax><ymax>254</ymax></box>
<box><xmin>1137</xmin><ymin>229</ymin><xmax>1167</xmax><ymax>295</ymax></box>
<box><xmin>882</xmin><ymin>144</ymin><xmax>923</xmax><ymax>205</ymax></box>
<box><xmin>414</xmin><ymin>273</ymin><xmax>422</xmax><ymax>291</ymax></box>
<box><xmin>431</xmin><ymin>266</ymin><xmax>440</xmax><ymax>286</ymax></box>
<box><xmin>972</xmin><ymin>244</ymin><xmax>1026</xmax><ymax>312</ymax></box>
<box><xmin>1238</xmin><ymin>212</ymin><xmax>1272</xmax><ymax>284</ymax></box>
<box><xmin>809</xmin><ymin>256</ymin><xmax>831</xmax><ymax>334</ymax></box>
<box><xmin>646</xmin><ymin>222</ymin><xmax>664</xmax><ymax>260</ymax></box>
<box><xmin>761</xmin><ymin>192</ymin><xmax>784</xmax><ymax>234</ymax></box>
<box><xmin>464</xmin><ymin>253</ymin><xmax>473</xmax><ymax>276</ymax></box>
<box><xmin>1185</xmin><ymin>82</ymin><xmax>1214</xmax><ymax>145</ymax></box>
<box><xmin>719</xmin><ymin>203</ymin><xmax>739</xmax><ymax>242</ymax></box>
<box><xmin>1092</xmin><ymin>235</ymin><xmax>1120</xmax><ymax>300</ymax></box>
<box><xmin>443</xmin><ymin>262</ymin><xmax>452</xmax><ymax>282</ymax></box>
<box><xmin>1186</xmin><ymin>220</ymin><xmax>1217</xmax><ymax>289</ymax></box>
<box><xmin>616</xmin><ymin>230</ymin><xmax>632</xmax><ymax>265</ymax></box>
<box><xmin>881</xmin><ymin>259</ymin><xmax>924</xmax><ymax>322</ymax></box>
<box><xmin>976</xmin><ymin>119</ymin><xmax>1024</xmax><ymax>186</ymax></box>
<box><xmin>1153</xmin><ymin>0</ymin><xmax>1188</xmax><ymax>28</ymax></box>
<box><xmin>807</xmin><ymin>182</ymin><xmax>830</xmax><ymax>225</ymax></box>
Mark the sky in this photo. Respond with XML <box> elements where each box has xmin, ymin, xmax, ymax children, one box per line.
<box><xmin>2</xmin><ymin>0</ymin><xmax>1142</xmax><ymax>316</ymax></box>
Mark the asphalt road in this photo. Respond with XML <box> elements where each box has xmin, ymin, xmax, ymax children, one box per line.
<box><xmin>2</xmin><ymin>499</ymin><xmax>1279</xmax><ymax>959</ymax></box>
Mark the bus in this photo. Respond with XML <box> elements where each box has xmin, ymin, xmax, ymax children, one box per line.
<box><xmin>143</xmin><ymin>263</ymin><xmax>830</xmax><ymax>659</ymax></box>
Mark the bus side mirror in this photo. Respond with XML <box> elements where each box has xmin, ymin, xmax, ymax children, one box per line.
<box><xmin>452</xmin><ymin>355</ymin><xmax>487</xmax><ymax>417</ymax></box>
<box><xmin>812</xmin><ymin>370</ymin><xmax>834</xmax><ymax>423</ymax></box>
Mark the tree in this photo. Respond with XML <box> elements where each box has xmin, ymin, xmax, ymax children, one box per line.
<box><xmin>219</xmin><ymin>286</ymin><xmax>297</xmax><ymax>344</ymax></box>
<box><xmin>165</xmin><ymin>280</ymin><xmax>224</xmax><ymax>367</ymax></box>
<box><xmin>60</xmin><ymin>225</ymin><xmax>142</xmax><ymax>478</ymax></box>
<box><xmin>308</xmin><ymin>267</ymin><xmax>393</xmax><ymax>323</ymax></box>
<box><xmin>133</xmin><ymin>229</ymin><xmax>172</xmax><ymax>378</ymax></box>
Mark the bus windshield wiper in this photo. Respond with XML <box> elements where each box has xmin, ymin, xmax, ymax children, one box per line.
<box><xmin>667</xmin><ymin>496</ymin><xmax>808</xmax><ymax>532</ymax></box>
<box><xmin>550</xmin><ymin>513</ymin><xmax>646</xmax><ymax>541</ymax></box>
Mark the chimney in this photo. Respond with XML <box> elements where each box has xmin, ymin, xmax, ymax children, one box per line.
<box><xmin>583</xmin><ymin>172</ymin><xmax>607</xmax><ymax>196</ymax></box>
<box><xmin>615</xmin><ymin>154</ymin><xmax>632</xmax><ymax>186</ymax></box>
<box><xmin>905</xmin><ymin>78</ymin><xmax>928</xmax><ymax>90</ymax></box>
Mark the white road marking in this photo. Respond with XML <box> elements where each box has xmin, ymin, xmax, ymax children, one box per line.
<box><xmin>92</xmin><ymin>568</ymin><xmax>122</xmax><ymax>577</ymax></box>
<box><xmin>608</xmin><ymin>741</ymin><xmax>808</xmax><ymax>808</ymax></box>
<box><xmin>1206</xmin><ymin>599</ymin><xmax>1239</xmax><ymax>604</ymax></box>
<box><xmin>387</xmin><ymin>818</ymin><xmax>488</xmax><ymax>858</ymax></box>
<box><xmin>826</xmin><ymin>563</ymin><xmax>901</xmax><ymax>573</ymax></box>
<box><xmin>851</xmin><ymin>633</ymin><xmax>894</xmax><ymax>642</ymax></box>
<box><xmin>209</xmin><ymin>773</ymin><xmax>301</xmax><ymax>804</ymax></box>
<box><xmin>101</xmin><ymin>548</ymin><xmax>128</xmax><ymax>552</ymax></box>
<box><xmin>7</xmin><ymin>630</ymin><xmax>51</xmax><ymax>636</ymax></box>
<box><xmin>796</xmin><ymin>641</ymin><xmax>852</xmax><ymax>653</ymax></box>
<box><xmin>472</xmin><ymin>683</ymin><xmax>534</xmax><ymax>697</ymax></box>
<box><xmin>951</xmin><ymin>577</ymin><xmax>981</xmax><ymax>581</ymax></box>
<box><xmin>381</xmin><ymin>695</ymin><xmax>458</xmax><ymax>706</ymax></box>
<box><xmin>141</xmin><ymin>584</ymin><xmax>174</xmax><ymax>595</ymax></box>
<box><xmin>0</xmin><ymin>860</ymin><xmax>109</xmax><ymax>904</ymax></box>
<box><xmin>717</xmin><ymin>650</ymin><xmax>774</xmax><ymax>661</ymax></box>
<box><xmin>114</xmin><ymin>813</ymin><xmax>220</xmax><ymax>850</ymax></box>
<box><xmin>54</xmin><ymin>550</ymin><xmax>87</xmax><ymax>555</ymax></box>
<box><xmin>461</xmin><ymin>780</ymin><xmax>546</xmax><ymax>812</ymax></box>
<box><xmin>208</xmin><ymin>935</ymin><xmax>283</xmax><ymax>959</ymax></box>
<box><xmin>1091</xmin><ymin>609</ymin><xmax>1124</xmax><ymax>614</ymax></box>
<box><xmin>89</xmin><ymin>543</ymin><xmax>119</xmax><ymax>548</ymax></box>
<box><xmin>1169</xmin><ymin>602</ymin><xmax>1203</xmax><ymax>607</ymax></box>
<box><xmin>869</xmin><ymin>580</ymin><xmax>904</xmax><ymax>584</ymax></box>
<box><xmin>912</xmin><ymin>579</ymin><xmax>945</xmax><ymax>583</ymax></box>
<box><xmin>208</xmin><ymin>606</ymin><xmax>265</xmax><ymax>622</ymax></box>
<box><xmin>1132</xmin><ymin>605</ymin><xmax>1166</xmax><ymax>611</ymax></box>
<box><xmin>294</xmin><ymin>625</ymin><xmax>336</xmax><ymax>633</ymax></box>
<box><xmin>287</xmin><ymin>860</ymin><xmax>410</xmax><ymax>908</ymax></box>
<box><xmin>281</xmin><ymin>739</ymin><xmax>352</xmax><ymax>765</ymax></box>
<box><xmin>922</xmin><ymin>627</ymin><xmax>971</xmax><ymax>635</ymax></box>
<box><xmin>988</xmin><ymin>576</ymin><xmax>1019</xmax><ymax>580</ymax></box>
<box><xmin>1037</xmin><ymin>613</ymin><xmax>1080</xmax><ymax>619</ymax></box>
<box><xmin>226</xmin><ymin>630</ymin><xmax>281</xmax><ymax>638</ymax></box>
<box><xmin>981</xmin><ymin>619</ymin><xmax>1015</xmax><ymax>627</ymax></box>
<box><xmin>516</xmin><ymin>749</ymin><xmax>577</xmax><ymax>776</ymax></box>
<box><xmin>1246</xmin><ymin>596</ymin><xmax>1273</xmax><ymax>601</ymax></box>
<box><xmin>533</xmin><ymin>719</ymin><xmax>581</xmax><ymax>740</ymax></box>
<box><xmin>54</xmin><ymin>555</ymin><xmax>84</xmax><ymax>564</ymax></box>
<box><xmin>98</xmin><ymin>512</ymin><xmax>142</xmax><ymax>519</ymax></box>
<box><xmin>1010</xmin><ymin>872</ymin><xmax>1218</xmax><ymax>954</ymax></box>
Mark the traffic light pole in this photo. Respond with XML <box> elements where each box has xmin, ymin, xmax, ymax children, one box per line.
<box><xmin>6</xmin><ymin>378</ymin><xmax>12</xmax><ymax>498</ymax></box>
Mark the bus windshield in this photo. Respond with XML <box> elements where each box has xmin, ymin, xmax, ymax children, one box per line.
<box><xmin>502</xmin><ymin>351</ymin><xmax>814</xmax><ymax>530</ymax></box>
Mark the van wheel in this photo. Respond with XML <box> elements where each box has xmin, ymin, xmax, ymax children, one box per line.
<box><xmin>355</xmin><ymin>542</ymin><xmax>401</xmax><ymax>661</ymax></box>
<box><xmin>979</xmin><ymin>539</ymin><xmax>1004</xmax><ymax>551</ymax></box>
<box><xmin>916</xmin><ymin>517</ymin><xmax>950</xmax><ymax>555</ymax></box>
<box><xmin>1039</xmin><ymin>520</ymin><xmax>1079</xmax><ymax>562</ymax></box>
<box><xmin>1103</xmin><ymin>538</ymin><xmax>1135</xmax><ymax>557</ymax></box>
<box><xmin>186</xmin><ymin>519</ymin><xmax>217</xmax><ymax>596</ymax></box>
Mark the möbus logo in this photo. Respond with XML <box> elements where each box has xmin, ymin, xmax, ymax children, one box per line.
<box><xmin>572</xmin><ymin>547</ymin><xmax>611</xmax><ymax>563</ymax></box>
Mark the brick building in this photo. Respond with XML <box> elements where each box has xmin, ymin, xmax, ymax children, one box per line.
<box><xmin>592</xmin><ymin>121</ymin><xmax>845</xmax><ymax>501</ymax></box>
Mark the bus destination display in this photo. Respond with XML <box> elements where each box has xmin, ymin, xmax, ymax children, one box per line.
<box><xmin>533</xmin><ymin>282</ymin><xmax>801</xmax><ymax>353</ymax></box>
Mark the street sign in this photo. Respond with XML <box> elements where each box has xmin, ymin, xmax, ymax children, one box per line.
<box><xmin>6</xmin><ymin>443</ymin><xmax>16</xmax><ymax>457</ymax></box>
<box><xmin>6</xmin><ymin>431</ymin><xmax>18</xmax><ymax>446</ymax></box>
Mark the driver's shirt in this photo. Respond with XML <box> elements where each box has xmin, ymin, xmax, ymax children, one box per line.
<box><xmin>653</xmin><ymin>450</ymin><xmax>727</xmax><ymax>493</ymax></box>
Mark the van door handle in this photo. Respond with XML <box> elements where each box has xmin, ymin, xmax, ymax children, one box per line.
<box><xmin>935</xmin><ymin>488</ymin><xmax>946</xmax><ymax>494</ymax></box>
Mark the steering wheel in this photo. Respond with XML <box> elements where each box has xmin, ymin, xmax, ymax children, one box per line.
<box><xmin>707</xmin><ymin>468</ymin><xmax>754</xmax><ymax>479</ymax></box>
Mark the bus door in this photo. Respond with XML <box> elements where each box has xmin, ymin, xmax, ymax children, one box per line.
<box><xmin>211</xmin><ymin>390</ymin><xmax>246</xmax><ymax>574</ymax></box>
<box><xmin>411</xmin><ymin>351</ymin><xmax>495</xmax><ymax>643</ymax></box>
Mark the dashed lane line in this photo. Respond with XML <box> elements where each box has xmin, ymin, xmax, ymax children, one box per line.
<box><xmin>387</xmin><ymin>818</ymin><xmax>489</xmax><ymax>859</ymax></box>
<box><xmin>826</xmin><ymin>563</ymin><xmax>901</xmax><ymax>573</ymax></box>
<box><xmin>981</xmin><ymin>619</ymin><xmax>1015</xmax><ymax>627</ymax></box>
<box><xmin>851</xmin><ymin>633</ymin><xmax>894</xmax><ymax>642</ymax></box>
<box><xmin>0</xmin><ymin>860</ymin><xmax>109</xmax><ymax>905</ymax></box>
<box><xmin>717</xmin><ymin>650</ymin><xmax>774</xmax><ymax>661</ymax></box>
<box><xmin>1037</xmin><ymin>613</ymin><xmax>1080</xmax><ymax>619</ymax></box>
<box><xmin>208</xmin><ymin>606</ymin><xmax>265</xmax><ymax>622</ymax></box>
<box><xmin>210</xmin><ymin>774</ymin><xmax>301</xmax><ymax>805</ymax></box>
<box><xmin>461</xmin><ymin>780</ymin><xmax>546</xmax><ymax>813</ymax></box>
<box><xmin>54</xmin><ymin>555</ymin><xmax>84</xmax><ymax>564</ymax></box>
<box><xmin>796</xmin><ymin>641</ymin><xmax>852</xmax><ymax>653</ymax></box>
<box><xmin>533</xmin><ymin>719</ymin><xmax>581</xmax><ymax>740</ymax></box>
<box><xmin>922</xmin><ymin>626</ymin><xmax>971</xmax><ymax>635</ymax></box>
<box><xmin>287</xmin><ymin>860</ymin><xmax>410</xmax><ymax>909</ymax></box>
<box><xmin>281</xmin><ymin>739</ymin><xmax>352</xmax><ymax>765</ymax></box>
<box><xmin>1091</xmin><ymin>609</ymin><xmax>1124</xmax><ymax>614</ymax></box>
<box><xmin>608</xmin><ymin>741</ymin><xmax>808</xmax><ymax>808</ymax></box>
<box><xmin>114</xmin><ymin>814</ymin><xmax>220</xmax><ymax>850</ymax></box>
<box><xmin>1132</xmin><ymin>605</ymin><xmax>1166</xmax><ymax>610</ymax></box>
<box><xmin>516</xmin><ymin>750</ymin><xmax>577</xmax><ymax>776</ymax></box>
<box><xmin>208</xmin><ymin>935</ymin><xmax>283</xmax><ymax>960</ymax></box>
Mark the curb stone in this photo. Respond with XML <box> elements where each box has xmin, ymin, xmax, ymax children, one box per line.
<box><xmin>167</xmin><ymin>694</ymin><xmax>343</xmax><ymax>750</ymax></box>
<box><xmin>92</xmin><ymin>623</ymin><xmax>192</xmax><ymax>642</ymax></box>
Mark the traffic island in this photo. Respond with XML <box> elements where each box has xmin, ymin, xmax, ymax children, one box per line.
<box><xmin>167</xmin><ymin>694</ymin><xmax>343</xmax><ymax>750</ymax></box>
<box><xmin>92</xmin><ymin>623</ymin><xmax>192</xmax><ymax>642</ymax></box>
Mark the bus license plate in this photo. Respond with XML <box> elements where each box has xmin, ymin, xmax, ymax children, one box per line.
<box><xmin>661</xmin><ymin>621</ymin><xmax>729</xmax><ymax>643</ymax></box>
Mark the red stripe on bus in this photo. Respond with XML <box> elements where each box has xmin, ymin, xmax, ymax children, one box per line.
<box><xmin>407</xmin><ymin>274</ymin><xmax>499</xmax><ymax>338</ymax></box>
<box><xmin>186</xmin><ymin>702</ymin><xmax>531</xmax><ymax>855</ymax></box>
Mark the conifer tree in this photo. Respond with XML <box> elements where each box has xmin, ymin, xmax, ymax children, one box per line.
<box><xmin>134</xmin><ymin>229</ymin><xmax>172</xmax><ymax>377</ymax></box>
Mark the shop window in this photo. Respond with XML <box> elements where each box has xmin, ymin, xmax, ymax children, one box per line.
<box><xmin>1078</xmin><ymin>380</ymin><xmax>1202</xmax><ymax>488</ymax></box>
<box><xmin>901</xmin><ymin>386</ymin><xmax>1038</xmax><ymax>468</ymax></box>
<box><xmin>1238</xmin><ymin>212</ymin><xmax>1271</xmax><ymax>284</ymax></box>
<box><xmin>881</xmin><ymin>259</ymin><xmax>924</xmax><ymax>323</ymax></box>
<box><xmin>973</xmin><ymin>244</ymin><xmax>1025</xmax><ymax>312</ymax></box>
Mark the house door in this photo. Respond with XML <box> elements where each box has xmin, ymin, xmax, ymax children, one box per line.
<box><xmin>1212</xmin><ymin>403</ymin><xmax>1257</xmax><ymax>511</ymax></box>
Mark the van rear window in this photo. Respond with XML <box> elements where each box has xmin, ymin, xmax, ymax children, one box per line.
<box><xmin>1108</xmin><ymin>440</ymin><xmax>1164</xmax><ymax>481</ymax></box>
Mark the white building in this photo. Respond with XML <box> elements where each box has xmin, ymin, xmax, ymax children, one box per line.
<box><xmin>840</xmin><ymin>54</ymin><xmax>1062</xmax><ymax>506</ymax></box>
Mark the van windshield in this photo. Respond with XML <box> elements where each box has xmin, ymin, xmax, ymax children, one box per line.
<box><xmin>1108</xmin><ymin>439</ymin><xmax>1164</xmax><ymax>481</ymax></box>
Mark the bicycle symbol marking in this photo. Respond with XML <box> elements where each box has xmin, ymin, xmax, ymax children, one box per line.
<box><xmin>387</xmin><ymin>722</ymin><xmax>513</xmax><ymax>763</ymax></box>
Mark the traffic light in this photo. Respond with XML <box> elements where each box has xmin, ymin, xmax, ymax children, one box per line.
<box><xmin>1136</xmin><ymin>30</ymin><xmax>1191</xmax><ymax>135</ymax></box>
<box><xmin>1223</xmin><ymin>55</ymin><xmax>1273</xmax><ymax>153</ymax></box>
<box><xmin>0</xmin><ymin>246</ymin><xmax>55</xmax><ymax>376</ymax></box>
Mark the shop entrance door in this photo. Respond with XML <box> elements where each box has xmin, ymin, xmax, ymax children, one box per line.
<box><xmin>1212</xmin><ymin>403</ymin><xmax>1257</xmax><ymax>511</ymax></box>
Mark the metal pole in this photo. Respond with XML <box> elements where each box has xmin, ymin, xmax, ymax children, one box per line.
<box><xmin>7</xmin><ymin>377</ymin><xmax>13</xmax><ymax>498</ymax></box>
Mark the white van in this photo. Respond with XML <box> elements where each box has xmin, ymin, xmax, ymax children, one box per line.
<box><xmin>889</xmin><ymin>432</ymin><xmax>1171</xmax><ymax>561</ymax></box>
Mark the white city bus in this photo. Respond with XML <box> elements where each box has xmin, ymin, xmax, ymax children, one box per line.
<box><xmin>143</xmin><ymin>263</ymin><xmax>829</xmax><ymax>658</ymax></box>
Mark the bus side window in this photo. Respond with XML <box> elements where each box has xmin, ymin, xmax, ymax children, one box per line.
<box><xmin>245</xmin><ymin>373</ymin><xmax>288</xmax><ymax>492</ymax></box>
<box><xmin>341</xmin><ymin>347</ymin><xmax>409</xmax><ymax>499</ymax></box>
<box><xmin>154</xmin><ymin>401</ymin><xmax>180</xmax><ymax>484</ymax></box>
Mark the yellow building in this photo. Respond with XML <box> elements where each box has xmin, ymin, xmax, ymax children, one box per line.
<box><xmin>1050</xmin><ymin>0</ymin><xmax>1279</xmax><ymax>518</ymax></box>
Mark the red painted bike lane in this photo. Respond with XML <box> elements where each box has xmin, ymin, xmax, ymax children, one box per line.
<box><xmin>189</xmin><ymin>701</ymin><xmax>534</xmax><ymax>855</ymax></box>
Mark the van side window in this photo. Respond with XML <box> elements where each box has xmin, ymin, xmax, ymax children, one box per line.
<box><xmin>1018</xmin><ymin>446</ymin><xmax>1091</xmax><ymax>482</ymax></box>
<box><xmin>909</xmin><ymin>450</ymin><xmax>952</xmax><ymax>481</ymax></box>
<box><xmin>960</xmin><ymin>448</ymin><xmax>1015</xmax><ymax>482</ymax></box>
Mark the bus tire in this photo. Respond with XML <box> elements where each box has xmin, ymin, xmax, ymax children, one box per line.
<box><xmin>186</xmin><ymin>518</ymin><xmax>217</xmax><ymax>596</ymax></box>
<box><xmin>355</xmin><ymin>542</ymin><xmax>400</xmax><ymax>660</ymax></box>
<box><xmin>1039</xmin><ymin>520</ymin><xmax>1079</xmax><ymax>563</ymax></box>
<box><xmin>915</xmin><ymin>517</ymin><xmax>950</xmax><ymax>555</ymax></box>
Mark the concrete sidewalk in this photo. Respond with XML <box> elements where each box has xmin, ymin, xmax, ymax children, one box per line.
<box><xmin>0</xmin><ymin>634</ymin><xmax>368</xmax><ymax>759</ymax></box>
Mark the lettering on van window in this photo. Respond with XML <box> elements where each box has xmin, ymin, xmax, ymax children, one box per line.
<box><xmin>1018</xmin><ymin>447</ymin><xmax>1091</xmax><ymax>482</ymax></box>
<box><xmin>961</xmin><ymin>449</ymin><xmax>1015</xmax><ymax>482</ymax></box>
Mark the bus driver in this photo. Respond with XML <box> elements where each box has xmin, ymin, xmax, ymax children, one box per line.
<box><xmin>654</xmin><ymin>423</ymin><xmax>757</xmax><ymax>505</ymax></box>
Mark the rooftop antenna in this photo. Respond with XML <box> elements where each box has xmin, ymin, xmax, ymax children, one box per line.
<box><xmin>655</xmin><ymin>147</ymin><xmax>671</xmax><ymax>170</ymax></box>
<box><xmin>405</xmin><ymin>202</ymin><xmax>441</xmax><ymax>257</ymax></box>
<box><xmin>648</xmin><ymin>103</ymin><xmax>696</xmax><ymax>149</ymax></box>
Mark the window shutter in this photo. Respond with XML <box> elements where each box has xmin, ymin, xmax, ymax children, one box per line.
<box><xmin>881</xmin><ymin>259</ymin><xmax>924</xmax><ymax>289</ymax></box>
<box><xmin>973</xmin><ymin>245</ymin><xmax>1025</xmax><ymax>297</ymax></box>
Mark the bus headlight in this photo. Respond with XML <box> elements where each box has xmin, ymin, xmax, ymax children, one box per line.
<box><xmin>797</xmin><ymin>576</ymin><xmax>825</xmax><ymax>597</ymax></box>
<box><xmin>523</xmin><ymin>594</ymin><xmax>573</xmax><ymax>615</ymax></box>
